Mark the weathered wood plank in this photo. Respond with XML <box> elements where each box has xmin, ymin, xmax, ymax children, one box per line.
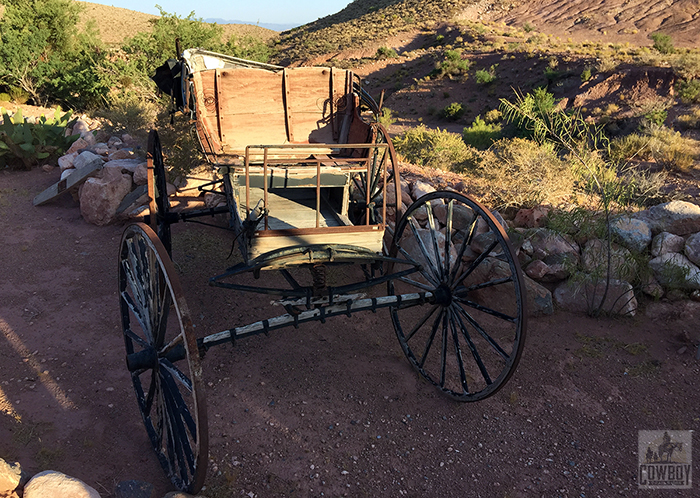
<box><xmin>33</xmin><ymin>159</ymin><xmax>103</xmax><ymax>206</ymax></box>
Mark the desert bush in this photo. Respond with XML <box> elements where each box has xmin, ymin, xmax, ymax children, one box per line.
<box><xmin>475</xmin><ymin>64</ymin><xmax>498</xmax><ymax>84</ymax></box>
<box><xmin>0</xmin><ymin>0</ymin><xmax>110</xmax><ymax>108</ymax></box>
<box><xmin>609</xmin><ymin>133</ymin><xmax>653</xmax><ymax>162</ymax></box>
<box><xmin>676</xmin><ymin>79</ymin><xmax>700</xmax><ymax>104</ymax></box>
<box><xmin>462</xmin><ymin>115</ymin><xmax>502</xmax><ymax>149</ymax></box>
<box><xmin>393</xmin><ymin>125</ymin><xmax>480</xmax><ymax>172</ymax></box>
<box><xmin>580</xmin><ymin>66</ymin><xmax>593</xmax><ymax>82</ymax></box>
<box><xmin>440</xmin><ymin>102</ymin><xmax>465</xmax><ymax>121</ymax></box>
<box><xmin>611</xmin><ymin>127</ymin><xmax>698</xmax><ymax>173</ymax></box>
<box><xmin>476</xmin><ymin>138</ymin><xmax>576</xmax><ymax>209</ymax></box>
<box><xmin>431</xmin><ymin>49</ymin><xmax>472</xmax><ymax>79</ymax></box>
<box><xmin>673</xmin><ymin>52</ymin><xmax>700</xmax><ymax>79</ymax></box>
<box><xmin>650</xmin><ymin>33</ymin><xmax>674</xmax><ymax>55</ymax></box>
<box><xmin>676</xmin><ymin>108</ymin><xmax>700</xmax><ymax>129</ymax></box>
<box><xmin>376</xmin><ymin>46</ymin><xmax>398</xmax><ymax>59</ymax></box>
<box><xmin>376</xmin><ymin>107</ymin><xmax>396</xmax><ymax>126</ymax></box>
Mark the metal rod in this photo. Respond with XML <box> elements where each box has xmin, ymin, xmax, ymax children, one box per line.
<box><xmin>263</xmin><ymin>148</ymin><xmax>269</xmax><ymax>230</ymax></box>
<box><xmin>199</xmin><ymin>292</ymin><xmax>433</xmax><ymax>351</ymax></box>
<box><xmin>316</xmin><ymin>159</ymin><xmax>321</xmax><ymax>228</ymax></box>
<box><xmin>245</xmin><ymin>146</ymin><xmax>251</xmax><ymax>219</ymax></box>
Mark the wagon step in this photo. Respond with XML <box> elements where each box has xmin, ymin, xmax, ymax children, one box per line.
<box><xmin>197</xmin><ymin>291</ymin><xmax>433</xmax><ymax>355</ymax></box>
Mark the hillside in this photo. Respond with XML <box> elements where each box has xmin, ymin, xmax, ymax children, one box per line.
<box><xmin>77</xmin><ymin>1</ymin><xmax>278</xmax><ymax>46</ymax></box>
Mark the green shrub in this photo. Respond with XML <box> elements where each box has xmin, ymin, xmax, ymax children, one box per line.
<box><xmin>650</xmin><ymin>33</ymin><xmax>674</xmax><ymax>54</ymax></box>
<box><xmin>673</xmin><ymin>53</ymin><xmax>700</xmax><ymax>79</ymax></box>
<box><xmin>431</xmin><ymin>49</ymin><xmax>472</xmax><ymax>79</ymax></box>
<box><xmin>462</xmin><ymin>115</ymin><xmax>502</xmax><ymax>149</ymax></box>
<box><xmin>441</xmin><ymin>102</ymin><xmax>465</xmax><ymax>121</ymax></box>
<box><xmin>581</xmin><ymin>66</ymin><xmax>593</xmax><ymax>82</ymax></box>
<box><xmin>611</xmin><ymin>127</ymin><xmax>699</xmax><ymax>173</ymax></box>
<box><xmin>0</xmin><ymin>93</ymin><xmax>10</xmax><ymax>103</ymax></box>
<box><xmin>376</xmin><ymin>46</ymin><xmax>398</xmax><ymax>59</ymax></box>
<box><xmin>676</xmin><ymin>79</ymin><xmax>700</xmax><ymax>104</ymax></box>
<box><xmin>377</xmin><ymin>107</ymin><xmax>396</xmax><ymax>126</ymax></box>
<box><xmin>393</xmin><ymin>125</ymin><xmax>481</xmax><ymax>172</ymax></box>
<box><xmin>484</xmin><ymin>109</ymin><xmax>502</xmax><ymax>123</ymax></box>
<box><xmin>475</xmin><ymin>64</ymin><xmax>498</xmax><ymax>84</ymax></box>
<box><xmin>523</xmin><ymin>22</ymin><xmax>535</xmax><ymax>33</ymax></box>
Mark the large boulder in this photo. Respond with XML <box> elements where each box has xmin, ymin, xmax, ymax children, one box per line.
<box><xmin>79</xmin><ymin>167</ymin><xmax>133</xmax><ymax>226</ymax></box>
<box><xmin>684</xmin><ymin>232</ymin><xmax>700</xmax><ymax>266</ymax></box>
<box><xmin>651</xmin><ymin>231</ymin><xmax>685</xmax><ymax>257</ymax></box>
<box><xmin>648</xmin><ymin>253</ymin><xmax>700</xmax><ymax>289</ymax></box>
<box><xmin>611</xmin><ymin>215</ymin><xmax>651</xmax><ymax>253</ymax></box>
<box><xmin>0</xmin><ymin>458</ymin><xmax>26</xmax><ymax>497</ymax></box>
<box><xmin>634</xmin><ymin>200</ymin><xmax>700</xmax><ymax>236</ymax></box>
<box><xmin>23</xmin><ymin>471</ymin><xmax>100</xmax><ymax>498</ymax></box>
<box><xmin>73</xmin><ymin>151</ymin><xmax>104</xmax><ymax>170</ymax></box>
<box><xmin>581</xmin><ymin>238</ymin><xmax>637</xmax><ymax>281</ymax></box>
<box><xmin>554</xmin><ymin>278</ymin><xmax>637</xmax><ymax>315</ymax></box>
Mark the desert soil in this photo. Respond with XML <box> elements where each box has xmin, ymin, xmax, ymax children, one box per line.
<box><xmin>0</xmin><ymin>166</ymin><xmax>699</xmax><ymax>498</ymax></box>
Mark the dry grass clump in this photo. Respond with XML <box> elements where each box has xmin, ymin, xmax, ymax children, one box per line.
<box><xmin>477</xmin><ymin>138</ymin><xmax>576</xmax><ymax>209</ymax></box>
<box><xmin>609</xmin><ymin>127</ymin><xmax>699</xmax><ymax>172</ymax></box>
<box><xmin>676</xmin><ymin>108</ymin><xmax>700</xmax><ymax>129</ymax></box>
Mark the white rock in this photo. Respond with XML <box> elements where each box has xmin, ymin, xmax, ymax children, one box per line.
<box><xmin>635</xmin><ymin>200</ymin><xmax>700</xmax><ymax>236</ymax></box>
<box><xmin>60</xmin><ymin>169</ymin><xmax>73</xmax><ymax>181</ymax></box>
<box><xmin>411</xmin><ymin>180</ymin><xmax>436</xmax><ymax>200</ymax></box>
<box><xmin>79</xmin><ymin>167</ymin><xmax>133</xmax><ymax>226</ymax></box>
<box><xmin>651</xmin><ymin>231</ymin><xmax>685</xmax><ymax>257</ymax></box>
<box><xmin>648</xmin><ymin>253</ymin><xmax>700</xmax><ymax>289</ymax></box>
<box><xmin>23</xmin><ymin>470</ymin><xmax>100</xmax><ymax>498</ymax></box>
<box><xmin>103</xmin><ymin>158</ymin><xmax>143</xmax><ymax>173</ymax></box>
<box><xmin>73</xmin><ymin>151</ymin><xmax>104</xmax><ymax>170</ymax></box>
<box><xmin>0</xmin><ymin>458</ymin><xmax>24</xmax><ymax>496</ymax></box>
<box><xmin>684</xmin><ymin>233</ymin><xmax>700</xmax><ymax>266</ymax></box>
<box><xmin>80</xmin><ymin>131</ymin><xmax>97</xmax><ymax>147</ymax></box>
<box><xmin>71</xmin><ymin>119</ymin><xmax>90</xmax><ymax>136</ymax></box>
<box><xmin>611</xmin><ymin>215</ymin><xmax>651</xmax><ymax>253</ymax></box>
<box><xmin>107</xmin><ymin>136</ymin><xmax>123</xmax><ymax>147</ymax></box>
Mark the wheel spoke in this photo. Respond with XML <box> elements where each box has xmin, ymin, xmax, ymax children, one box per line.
<box><xmin>444</xmin><ymin>199</ymin><xmax>454</xmax><ymax>279</ymax></box>
<box><xmin>439</xmin><ymin>312</ymin><xmax>448</xmax><ymax>388</ymax></box>
<box><xmin>451</xmin><ymin>305</ymin><xmax>493</xmax><ymax>385</ymax></box>
<box><xmin>395</xmin><ymin>240</ymin><xmax>440</xmax><ymax>287</ymax></box>
<box><xmin>161</xmin><ymin>370</ymin><xmax>196</xmax><ymax>478</ymax></box>
<box><xmin>418</xmin><ymin>308</ymin><xmax>444</xmax><ymax>369</ymax></box>
<box><xmin>425</xmin><ymin>202</ymin><xmax>445</xmax><ymax>281</ymax></box>
<box><xmin>455</xmin><ymin>275</ymin><xmax>514</xmax><ymax>294</ymax></box>
<box><xmin>406</xmin><ymin>218</ymin><xmax>442</xmax><ymax>282</ymax></box>
<box><xmin>449</xmin><ymin>214</ymin><xmax>478</xmax><ymax>284</ymax></box>
<box><xmin>398</xmin><ymin>276</ymin><xmax>435</xmax><ymax>292</ymax></box>
<box><xmin>123</xmin><ymin>325</ymin><xmax>151</xmax><ymax>350</ymax></box>
<box><xmin>447</xmin><ymin>309</ymin><xmax>469</xmax><ymax>394</ymax></box>
<box><xmin>405</xmin><ymin>305</ymin><xmax>439</xmax><ymax>343</ymax></box>
<box><xmin>450</xmin><ymin>239</ymin><xmax>500</xmax><ymax>292</ymax></box>
<box><xmin>452</xmin><ymin>302</ymin><xmax>510</xmax><ymax>361</ymax></box>
<box><xmin>453</xmin><ymin>295</ymin><xmax>517</xmax><ymax>323</ymax></box>
<box><xmin>161</xmin><ymin>358</ymin><xmax>194</xmax><ymax>394</ymax></box>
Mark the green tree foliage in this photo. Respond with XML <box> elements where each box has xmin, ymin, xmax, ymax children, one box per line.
<box><xmin>0</xmin><ymin>0</ymin><xmax>109</xmax><ymax>108</ymax></box>
<box><xmin>650</xmin><ymin>33</ymin><xmax>674</xmax><ymax>54</ymax></box>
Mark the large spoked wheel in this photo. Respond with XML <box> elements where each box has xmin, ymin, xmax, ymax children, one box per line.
<box><xmin>119</xmin><ymin>223</ymin><xmax>208</xmax><ymax>493</ymax></box>
<box><xmin>147</xmin><ymin>129</ymin><xmax>172</xmax><ymax>256</ymax></box>
<box><xmin>387</xmin><ymin>191</ymin><xmax>526</xmax><ymax>401</ymax></box>
<box><xmin>349</xmin><ymin>123</ymin><xmax>402</xmax><ymax>253</ymax></box>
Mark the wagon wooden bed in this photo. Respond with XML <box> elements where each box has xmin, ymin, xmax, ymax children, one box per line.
<box><xmin>118</xmin><ymin>48</ymin><xmax>527</xmax><ymax>493</ymax></box>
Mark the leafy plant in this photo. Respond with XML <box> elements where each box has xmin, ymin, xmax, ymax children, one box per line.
<box><xmin>393</xmin><ymin>125</ymin><xmax>480</xmax><ymax>172</ymax></box>
<box><xmin>650</xmin><ymin>33</ymin><xmax>674</xmax><ymax>54</ymax></box>
<box><xmin>431</xmin><ymin>49</ymin><xmax>472</xmax><ymax>79</ymax></box>
<box><xmin>475</xmin><ymin>64</ymin><xmax>498</xmax><ymax>84</ymax></box>
<box><xmin>441</xmin><ymin>102</ymin><xmax>465</xmax><ymax>121</ymax></box>
<box><xmin>0</xmin><ymin>107</ymin><xmax>78</xmax><ymax>169</ymax></box>
<box><xmin>462</xmin><ymin>115</ymin><xmax>502</xmax><ymax>149</ymax></box>
<box><xmin>581</xmin><ymin>66</ymin><xmax>593</xmax><ymax>82</ymax></box>
<box><xmin>376</xmin><ymin>107</ymin><xmax>396</xmax><ymax>126</ymax></box>
<box><xmin>376</xmin><ymin>46</ymin><xmax>398</xmax><ymax>59</ymax></box>
<box><xmin>676</xmin><ymin>79</ymin><xmax>700</xmax><ymax>104</ymax></box>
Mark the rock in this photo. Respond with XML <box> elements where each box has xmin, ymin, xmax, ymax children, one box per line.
<box><xmin>554</xmin><ymin>278</ymin><xmax>637</xmax><ymax>315</ymax></box>
<box><xmin>611</xmin><ymin>215</ymin><xmax>651</xmax><ymax>253</ymax></box>
<box><xmin>66</xmin><ymin>137</ymin><xmax>89</xmax><ymax>155</ymax></box>
<box><xmin>684</xmin><ymin>233</ymin><xmax>700</xmax><ymax>266</ymax></box>
<box><xmin>514</xmin><ymin>206</ymin><xmax>550</xmax><ymax>228</ymax></box>
<box><xmin>93</xmin><ymin>143</ymin><xmax>110</xmax><ymax>155</ymax></box>
<box><xmin>103</xmin><ymin>158</ymin><xmax>143</xmax><ymax>174</ymax></box>
<box><xmin>525</xmin><ymin>257</ymin><xmax>569</xmax><ymax>282</ymax></box>
<box><xmin>79</xmin><ymin>167</ymin><xmax>133</xmax><ymax>226</ymax></box>
<box><xmin>400</xmin><ymin>228</ymin><xmax>456</xmax><ymax>282</ymax></box>
<box><xmin>524</xmin><ymin>274</ymin><xmax>553</xmax><ymax>316</ymax></box>
<box><xmin>133</xmin><ymin>162</ymin><xmax>148</xmax><ymax>186</ymax></box>
<box><xmin>81</xmin><ymin>131</ymin><xmax>97</xmax><ymax>147</ymax></box>
<box><xmin>121</xmin><ymin>133</ymin><xmax>133</xmax><ymax>144</ymax></box>
<box><xmin>163</xmin><ymin>492</ymin><xmax>207</xmax><ymax>498</ymax></box>
<box><xmin>525</xmin><ymin>259</ymin><xmax>549</xmax><ymax>280</ymax></box>
<box><xmin>648</xmin><ymin>253</ymin><xmax>700</xmax><ymax>289</ymax></box>
<box><xmin>651</xmin><ymin>231</ymin><xmax>685</xmax><ymax>257</ymax></box>
<box><xmin>634</xmin><ymin>200</ymin><xmax>700</xmax><ymax>236</ymax></box>
<box><xmin>0</xmin><ymin>459</ymin><xmax>26</xmax><ymax>497</ymax></box>
<box><xmin>58</xmin><ymin>152</ymin><xmax>78</xmax><ymax>171</ymax></box>
<box><xmin>411</xmin><ymin>180</ymin><xmax>435</xmax><ymax>200</ymax></box>
<box><xmin>581</xmin><ymin>239</ymin><xmax>637</xmax><ymax>281</ymax></box>
<box><xmin>60</xmin><ymin>168</ymin><xmax>73</xmax><ymax>181</ymax></box>
<box><xmin>528</xmin><ymin>229</ymin><xmax>580</xmax><ymax>263</ymax></box>
<box><xmin>108</xmin><ymin>136</ymin><xmax>123</xmax><ymax>148</ymax></box>
<box><xmin>108</xmin><ymin>148</ymin><xmax>134</xmax><ymax>161</ymax></box>
<box><xmin>73</xmin><ymin>151</ymin><xmax>104</xmax><ymax>170</ymax></box>
<box><xmin>640</xmin><ymin>274</ymin><xmax>664</xmax><ymax>299</ymax></box>
<box><xmin>23</xmin><ymin>470</ymin><xmax>100</xmax><ymax>498</ymax></box>
<box><xmin>114</xmin><ymin>480</ymin><xmax>154</xmax><ymax>498</ymax></box>
<box><xmin>71</xmin><ymin>119</ymin><xmax>90</xmax><ymax>135</ymax></box>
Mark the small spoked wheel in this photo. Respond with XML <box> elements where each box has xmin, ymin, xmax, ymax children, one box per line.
<box><xmin>118</xmin><ymin>223</ymin><xmax>208</xmax><ymax>493</ymax></box>
<box><xmin>388</xmin><ymin>191</ymin><xmax>526</xmax><ymax>401</ymax></box>
<box><xmin>147</xmin><ymin>129</ymin><xmax>172</xmax><ymax>256</ymax></box>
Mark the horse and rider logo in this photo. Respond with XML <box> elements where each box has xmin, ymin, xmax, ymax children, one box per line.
<box><xmin>638</xmin><ymin>430</ymin><xmax>692</xmax><ymax>489</ymax></box>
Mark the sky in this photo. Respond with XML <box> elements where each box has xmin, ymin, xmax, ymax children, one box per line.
<box><xmin>86</xmin><ymin>0</ymin><xmax>353</xmax><ymax>27</ymax></box>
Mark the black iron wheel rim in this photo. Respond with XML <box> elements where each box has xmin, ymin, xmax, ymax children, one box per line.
<box><xmin>148</xmin><ymin>130</ymin><xmax>173</xmax><ymax>256</ymax></box>
<box><xmin>387</xmin><ymin>191</ymin><xmax>526</xmax><ymax>401</ymax></box>
<box><xmin>118</xmin><ymin>222</ymin><xmax>208</xmax><ymax>493</ymax></box>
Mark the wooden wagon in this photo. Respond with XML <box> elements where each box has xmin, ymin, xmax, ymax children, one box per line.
<box><xmin>118</xmin><ymin>48</ymin><xmax>527</xmax><ymax>493</ymax></box>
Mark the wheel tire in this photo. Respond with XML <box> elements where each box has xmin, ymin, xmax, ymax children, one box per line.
<box><xmin>119</xmin><ymin>223</ymin><xmax>208</xmax><ymax>492</ymax></box>
<box><xmin>147</xmin><ymin>130</ymin><xmax>173</xmax><ymax>256</ymax></box>
<box><xmin>387</xmin><ymin>191</ymin><xmax>526</xmax><ymax>401</ymax></box>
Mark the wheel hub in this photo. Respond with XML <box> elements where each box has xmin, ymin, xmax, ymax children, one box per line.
<box><xmin>433</xmin><ymin>284</ymin><xmax>453</xmax><ymax>307</ymax></box>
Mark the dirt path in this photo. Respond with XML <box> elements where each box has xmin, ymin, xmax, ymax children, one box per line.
<box><xmin>1</xmin><ymin>167</ymin><xmax>698</xmax><ymax>497</ymax></box>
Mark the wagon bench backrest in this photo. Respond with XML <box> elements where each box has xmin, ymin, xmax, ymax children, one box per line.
<box><xmin>191</xmin><ymin>66</ymin><xmax>364</xmax><ymax>160</ymax></box>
